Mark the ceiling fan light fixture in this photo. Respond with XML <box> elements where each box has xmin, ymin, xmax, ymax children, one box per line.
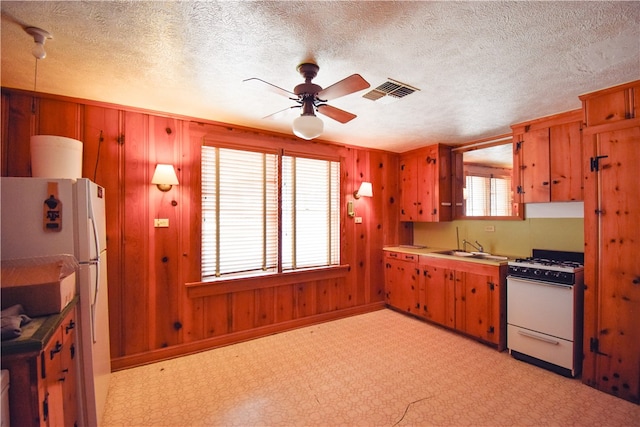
<box><xmin>25</xmin><ymin>27</ymin><xmax>52</xmax><ymax>60</ymax></box>
<box><xmin>292</xmin><ymin>114</ymin><xmax>323</xmax><ymax>140</ymax></box>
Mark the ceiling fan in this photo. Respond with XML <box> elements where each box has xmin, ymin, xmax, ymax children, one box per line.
<box><xmin>244</xmin><ymin>63</ymin><xmax>370</xmax><ymax>140</ymax></box>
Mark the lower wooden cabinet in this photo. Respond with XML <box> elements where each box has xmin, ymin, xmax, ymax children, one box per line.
<box><xmin>384</xmin><ymin>251</ymin><xmax>507</xmax><ymax>350</ymax></box>
<box><xmin>1</xmin><ymin>304</ymin><xmax>78</xmax><ymax>427</ymax></box>
<box><xmin>384</xmin><ymin>251</ymin><xmax>420</xmax><ymax>315</ymax></box>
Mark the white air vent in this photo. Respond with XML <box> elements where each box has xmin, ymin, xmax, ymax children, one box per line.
<box><xmin>363</xmin><ymin>79</ymin><xmax>420</xmax><ymax>103</ymax></box>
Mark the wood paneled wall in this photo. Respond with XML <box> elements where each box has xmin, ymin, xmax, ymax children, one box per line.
<box><xmin>1</xmin><ymin>88</ymin><xmax>410</xmax><ymax>369</ymax></box>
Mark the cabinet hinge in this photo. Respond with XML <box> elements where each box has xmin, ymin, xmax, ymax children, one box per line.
<box><xmin>515</xmin><ymin>141</ymin><xmax>523</xmax><ymax>152</ymax></box>
<box><xmin>117</xmin><ymin>134</ymin><xmax>125</xmax><ymax>145</ymax></box>
<box><xmin>43</xmin><ymin>392</ymin><xmax>49</xmax><ymax>421</ymax></box>
<box><xmin>516</xmin><ymin>186</ymin><xmax>525</xmax><ymax>195</ymax></box>
<box><xmin>590</xmin><ymin>155</ymin><xmax>609</xmax><ymax>172</ymax></box>
<box><xmin>488</xmin><ymin>282</ymin><xmax>495</xmax><ymax>291</ymax></box>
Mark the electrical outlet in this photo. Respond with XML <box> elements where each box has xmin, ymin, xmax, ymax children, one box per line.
<box><xmin>154</xmin><ymin>218</ymin><xmax>169</xmax><ymax>228</ymax></box>
<box><xmin>354</xmin><ymin>217</ymin><xmax>363</xmax><ymax>224</ymax></box>
<box><xmin>484</xmin><ymin>225</ymin><xmax>495</xmax><ymax>232</ymax></box>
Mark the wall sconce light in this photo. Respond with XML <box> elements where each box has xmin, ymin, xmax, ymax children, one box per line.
<box><xmin>348</xmin><ymin>182</ymin><xmax>373</xmax><ymax>217</ymax></box>
<box><xmin>26</xmin><ymin>27</ymin><xmax>52</xmax><ymax>60</ymax></box>
<box><xmin>353</xmin><ymin>181</ymin><xmax>373</xmax><ymax>199</ymax></box>
<box><xmin>151</xmin><ymin>164</ymin><xmax>179</xmax><ymax>191</ymax></box>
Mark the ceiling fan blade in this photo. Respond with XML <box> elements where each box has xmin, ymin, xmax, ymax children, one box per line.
<box><xmin>243</xmin><ymin>77</ymin><xmax>296</xmax><ymax>98</ymax></box>
<box><xmin>262</xmin><ymin>105</ymin><xmax>300</xmax><ymax>120</ymax></box>
<box><xmin>317</xmin><ymin>74</ymin><xmax>370</xmax><ymax>101</ymax></box>
<box><xmin>316</xmin><ymin>104</ymin><xmax>357</xmax><ymax>124</ymax></box>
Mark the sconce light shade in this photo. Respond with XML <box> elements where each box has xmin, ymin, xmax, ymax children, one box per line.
<box><xmin>152</xmin><ymin>164</ymin><xmax>179</xmax><ymax>191</ymax></box>
<box><xmin>26</xmin><ymin>27</ymin><xmax>52</xmax><ymax>60</ymax></box>
<box><xmin>354</xmin><ymin>181</ymin><xmax>373</xmax><ymax>199</ymax></box>
<box><xmin>292</xmin><ymin>115</ymin><xmax>324</xmax><ymax>140</ymax></box>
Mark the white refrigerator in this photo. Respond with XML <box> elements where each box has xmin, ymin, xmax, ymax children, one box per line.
<box><xmin>1</xmin><ymin>177</ymin><xmax>111</xmax><ymax>426</ymax></box>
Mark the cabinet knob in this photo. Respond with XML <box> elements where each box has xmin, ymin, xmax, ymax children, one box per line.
<box><xmin>542</xmin><ymin>181</ymin><xmax>549</xmax><ymax>186</ymax></box>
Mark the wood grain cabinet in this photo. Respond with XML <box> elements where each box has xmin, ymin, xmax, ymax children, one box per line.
<box><xmin>384</xmin><ymin>251</ymin><xmax>506</xmax><ymax>351</ymax></box>
<box><xmin>579</xmin><ymin>80</ymin><xmax>640</xmax><ymax>404</ymax></box>
<box><xmin>384</xmin><ymin>251</ymin><xmax>420</xmax><ymax>315</ymax></box>
<box><xmin>511</xmin><ymin>109</ymin><xmax>584</xmax><ymax>203</ymax></box>
<box><xmin>418</xmin><ymin>256</ymin><xmax>506</xmax><ymax>351</ymax></box>
<box><xmin>399</xmin><ymin>144</ymin><xmax>452</xmax><ymax>222</ymax></box>
<box><xmin>1</xmin><ymin>304</ymin><xmax>78</xmax><ymax>427</ymax></box>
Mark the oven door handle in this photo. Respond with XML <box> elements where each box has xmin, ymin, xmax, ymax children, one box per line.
<box><xmin>517</xmin><ymin>329</ymin><xmax>560</xmax><ymax>345</ymax></box>
<box><xmin>507</xmin><ymin>276</ymin><xmax>573</xmax><ymax>289</ymax></box>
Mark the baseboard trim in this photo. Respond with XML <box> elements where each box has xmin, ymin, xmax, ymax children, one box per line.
<box><xmin>111</xmin><ymin>301</ymin><xmax>386</xmax><ymax>371</ymax></box>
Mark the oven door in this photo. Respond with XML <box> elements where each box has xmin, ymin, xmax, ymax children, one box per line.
<box><xmin>507</xmin><ymin>276</ymin><xmax>574</xmax><ymax>340</ymax></box>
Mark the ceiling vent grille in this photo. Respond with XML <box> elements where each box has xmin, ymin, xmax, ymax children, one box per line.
<box><xmin>363</xmin><ymin>79</ymin><xmax>420</xmax><ymax>102</ymax></box>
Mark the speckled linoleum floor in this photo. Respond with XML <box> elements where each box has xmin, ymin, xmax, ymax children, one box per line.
<box><xmin>102</xmin><ymin>309</ymin><xmax>640</xmax><ymax>426</ymax></box>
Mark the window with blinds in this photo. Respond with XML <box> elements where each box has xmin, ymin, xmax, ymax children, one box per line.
<box><xmin>465</xmin><ymin>175</ymin><xmax>512</xmax><ymax>216</ymax></box>
<box><xmin>201</xmin><ymin>146</ymin><xmax>340</xmax><ymax>279</ymax></box>
<box><xmin>282</xmin><ymin>156</ymin><xmax>340</xmax><ymax>270</ymax></box>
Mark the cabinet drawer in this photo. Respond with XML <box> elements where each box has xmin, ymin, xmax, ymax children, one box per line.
<box><xmin>385</xmin><ymin>251</ymin><xmax>418</xmax><ymax>262</ymax></box>
<box><xmin>507</xmin><ymin>325</ymin><xmax>574</xmax><ymax>370</ymax></box>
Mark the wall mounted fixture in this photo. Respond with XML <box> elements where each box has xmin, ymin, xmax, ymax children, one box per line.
<box><xmin>25</xmin><ymin>27</ymin><xmax>52</xmax><ymax>60</ymax></box>
<box><xmin>353</xmin><ymin>181</ymin><xmax>373</xmax><ymax>199</ymax></box>
<box><xmin>151</xmin><ymin>164</ymin><xmax>179</xmax><ymax>191</ymax></box>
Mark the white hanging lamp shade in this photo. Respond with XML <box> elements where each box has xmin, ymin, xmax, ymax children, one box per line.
<box><xmin>292</xmin><ymin>115</ymin><xmax>323</xmax><ymax>140</ymax></box>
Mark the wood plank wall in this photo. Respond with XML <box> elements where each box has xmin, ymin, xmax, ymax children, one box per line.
<box><xmin>1</xmin><ymin>88</ymin><xmax>411</xmax><ymax>370</ymax></box>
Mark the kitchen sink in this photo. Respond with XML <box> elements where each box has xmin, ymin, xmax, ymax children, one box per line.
<box><xmin>434</xmin><ymin>250</ymin><xmax>509</xmax><ymax>261</ymax></box>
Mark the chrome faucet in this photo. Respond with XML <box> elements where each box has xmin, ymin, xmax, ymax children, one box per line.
<box><xmin>462</xmin><ymin>239</ymin><xmax>484</xmax><ymax>253</ymax></box>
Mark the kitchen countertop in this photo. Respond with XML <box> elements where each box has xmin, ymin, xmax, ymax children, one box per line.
<box><xmin>1</xmin><ymin>296</ymin><xmax>78</xmax><ymax>356</ymax></box>
<box><xmin>383</xmin><ymin>246</ymin><xmax>515</xmax><ymax>266</ymax></box>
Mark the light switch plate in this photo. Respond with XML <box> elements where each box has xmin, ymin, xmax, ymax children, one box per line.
<box><xmin>484</xmin><ymin>225</ymin><xmax>495</xmax><ymax>232</ymax></box>
<box><xmin>354</xmin><ymin>217</ymin><xmax>363</xmax><ymax>224</ymax></box>
<box><xmin>154</xmin><ymin>218</ymin><xmax>169</xmax><ymax>228</ymax></box>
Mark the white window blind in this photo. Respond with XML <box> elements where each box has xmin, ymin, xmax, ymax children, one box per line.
<box><xmin>202</xmin><ymin>146</ymin><xmax>340</xmax><ymax>279</ymax></box>
<box><xmin>465</xmin><ymin>175</ymin><xmax>512</xmax><ymax>216</ymax></box>
<box><xmin>202</xmin><ymin>147</ymin><xmax>278</xmax><ymax>278</ymax></box>
<box><xmin>282</xmin><ymin>156</ymin><xmax>340</xmax><ymax>270</ymax></box>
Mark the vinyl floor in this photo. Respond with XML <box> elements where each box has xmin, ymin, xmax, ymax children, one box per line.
<box><xmin>102</xmin><ymin>309</ymin><xmax>640</xmax><ymax>426</ymax></box>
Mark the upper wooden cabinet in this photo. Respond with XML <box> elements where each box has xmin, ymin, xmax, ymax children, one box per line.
<box><xmin>580</xmin><ymin>80</ymin><xmax>638</xmax><ymax>127</ymax></box>
<box><xmin>399</xmin><ymin>144</ymin><xmax>452</xmax><ymax>222</ymax></box>
<box><xmin>511</xmin><ymin>109</ymin><xmax>584</xmax><ymax>203</ymax></box>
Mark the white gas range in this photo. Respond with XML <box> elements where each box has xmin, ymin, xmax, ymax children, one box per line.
<box><xmin>506</xmin><ymin>249</ymin><xmax>585</xmax><ymax>377</ymax></box>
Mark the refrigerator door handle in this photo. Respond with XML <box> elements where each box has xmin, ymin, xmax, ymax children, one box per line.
<box><xmin>88</xmin><ymin>195</ymin><xmax>102</xmax><ymax>343</ymax></box>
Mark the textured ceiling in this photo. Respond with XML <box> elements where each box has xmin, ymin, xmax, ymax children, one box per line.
<box><xmin>1</xmin><ymin>1</ymin><xmax>639</xmax><ymax>153</ymax></box>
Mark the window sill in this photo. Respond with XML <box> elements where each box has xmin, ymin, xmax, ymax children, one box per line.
<box><xmin>186</xmin><ymin>264</ymin><xmax>350</xmax><ymax>298</ymax></box>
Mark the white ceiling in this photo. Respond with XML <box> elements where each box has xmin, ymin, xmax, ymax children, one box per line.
<box><xmin>1</xmin><ymin>1</ymin><xmax>639</xmax><ymax>153</ymax></box>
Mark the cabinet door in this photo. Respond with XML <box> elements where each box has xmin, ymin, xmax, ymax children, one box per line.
<box><xmin>521</xmin><ymin>127</ymin><xmax>550</xmax><ymax>203</ymax></box>
<box><xmin>384</xmin><ymin>254</ymin><xmax>418</xmax><ymax>313</ymax></box>
<box><xmin>420</xmin><ymin>265</ymin><xmax>452</xmax><ymax>327</ymax></box>
<box><xmin>583</xmin><ymin>125</ymin><xmax>640</xmax><ymax>404</ymax></box>
<box><xmin>417</xmin><ymin>147</ymin><xmax>438</xmax><ymax>221</ymax></box>
<box><xmin>458</xmin><ymin>271</ymin><xmax>494</xmax><ymax>342</ymax></box>
<box><xmin>61</xmin><ymin>311</ymin><xmax>79</xmax><ymax>427</ymax></box>
<box><xmin>583</xmin><ymin>88</ymin><xmax>633</xmax><ymax>126</ymax></box>
<box><xmin>42</xmin><ymin>333</ymin><xmax>65</xmax><ymax>427</ymax></box>
<box><xmin>550</xmin><ymin>121</ymin><xmax>583</xmax><ymax>201</ymax></box>
<box><xmin>399</xmin><ymin>156</ymin><xmax>418</xmax><ymax>221</ymax></box>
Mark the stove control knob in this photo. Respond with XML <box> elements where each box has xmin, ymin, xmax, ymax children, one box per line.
<box><xmin>533</xmin><ymin>269</ymin><xmax>542</xmax><ymax>276</ymax></box>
